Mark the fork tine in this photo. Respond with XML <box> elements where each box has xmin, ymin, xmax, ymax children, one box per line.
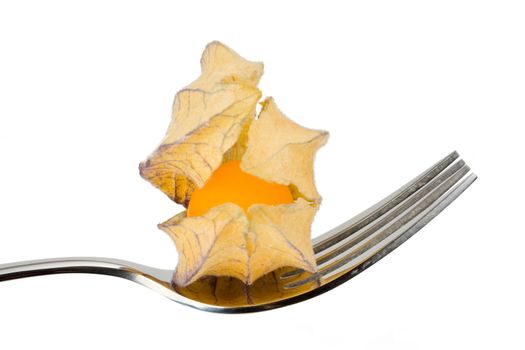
<box><xmin>316</xmin><ymin>164</ymin><xmax>470</xmax><ymax>272</ymax></box>
<box><xmin>313</xmin><ymin>151</ymin><xmax>459</xmax><ymax>253</ymax></box>
<box><xmin>281</xmin><ymin>151</ymin><xmax>460</xmax><ymax>279</ymax></box>
<box><xmin>319</xmin><ymin>172</ymin><xmax>477</xmax><ymax>285</ymax></box>
<box><xmin>314</xmin><ymin>159</ymin><xmax>465</xmax><ymax>267</ymax></box>
<box><xmin>285</xmin><ymin>163</ymin><xmax>474</xmax><ymax>289</ymax></box>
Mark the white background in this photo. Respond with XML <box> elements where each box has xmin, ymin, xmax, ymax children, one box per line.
<box><xmin>0</xmin><ymin>1</ymin><xmax>524</xmax><ymax>349</ymax></box>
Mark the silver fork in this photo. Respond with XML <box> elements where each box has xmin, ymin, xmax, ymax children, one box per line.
<box><xmin>0</xmin><ymin>152</ymin><xmax>476</xmax><ymax>313</ymax></box>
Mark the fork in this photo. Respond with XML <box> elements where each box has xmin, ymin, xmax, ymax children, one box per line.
<box><xmin>0</xmin><ymin>151</ymin><xmax>476</xmax><ymax>313</ymax></box>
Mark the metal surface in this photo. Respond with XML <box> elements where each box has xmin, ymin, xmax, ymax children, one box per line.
<box><xmin>0</xmin><ymin>152</ymin><xmax>477</xmax><ymax>313</ymax></box>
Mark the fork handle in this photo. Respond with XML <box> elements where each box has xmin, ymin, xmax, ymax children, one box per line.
<box><xmin>0</xmin><ymin>257</ymin><xmax>168</xmax><ymax>283</ymax></box>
